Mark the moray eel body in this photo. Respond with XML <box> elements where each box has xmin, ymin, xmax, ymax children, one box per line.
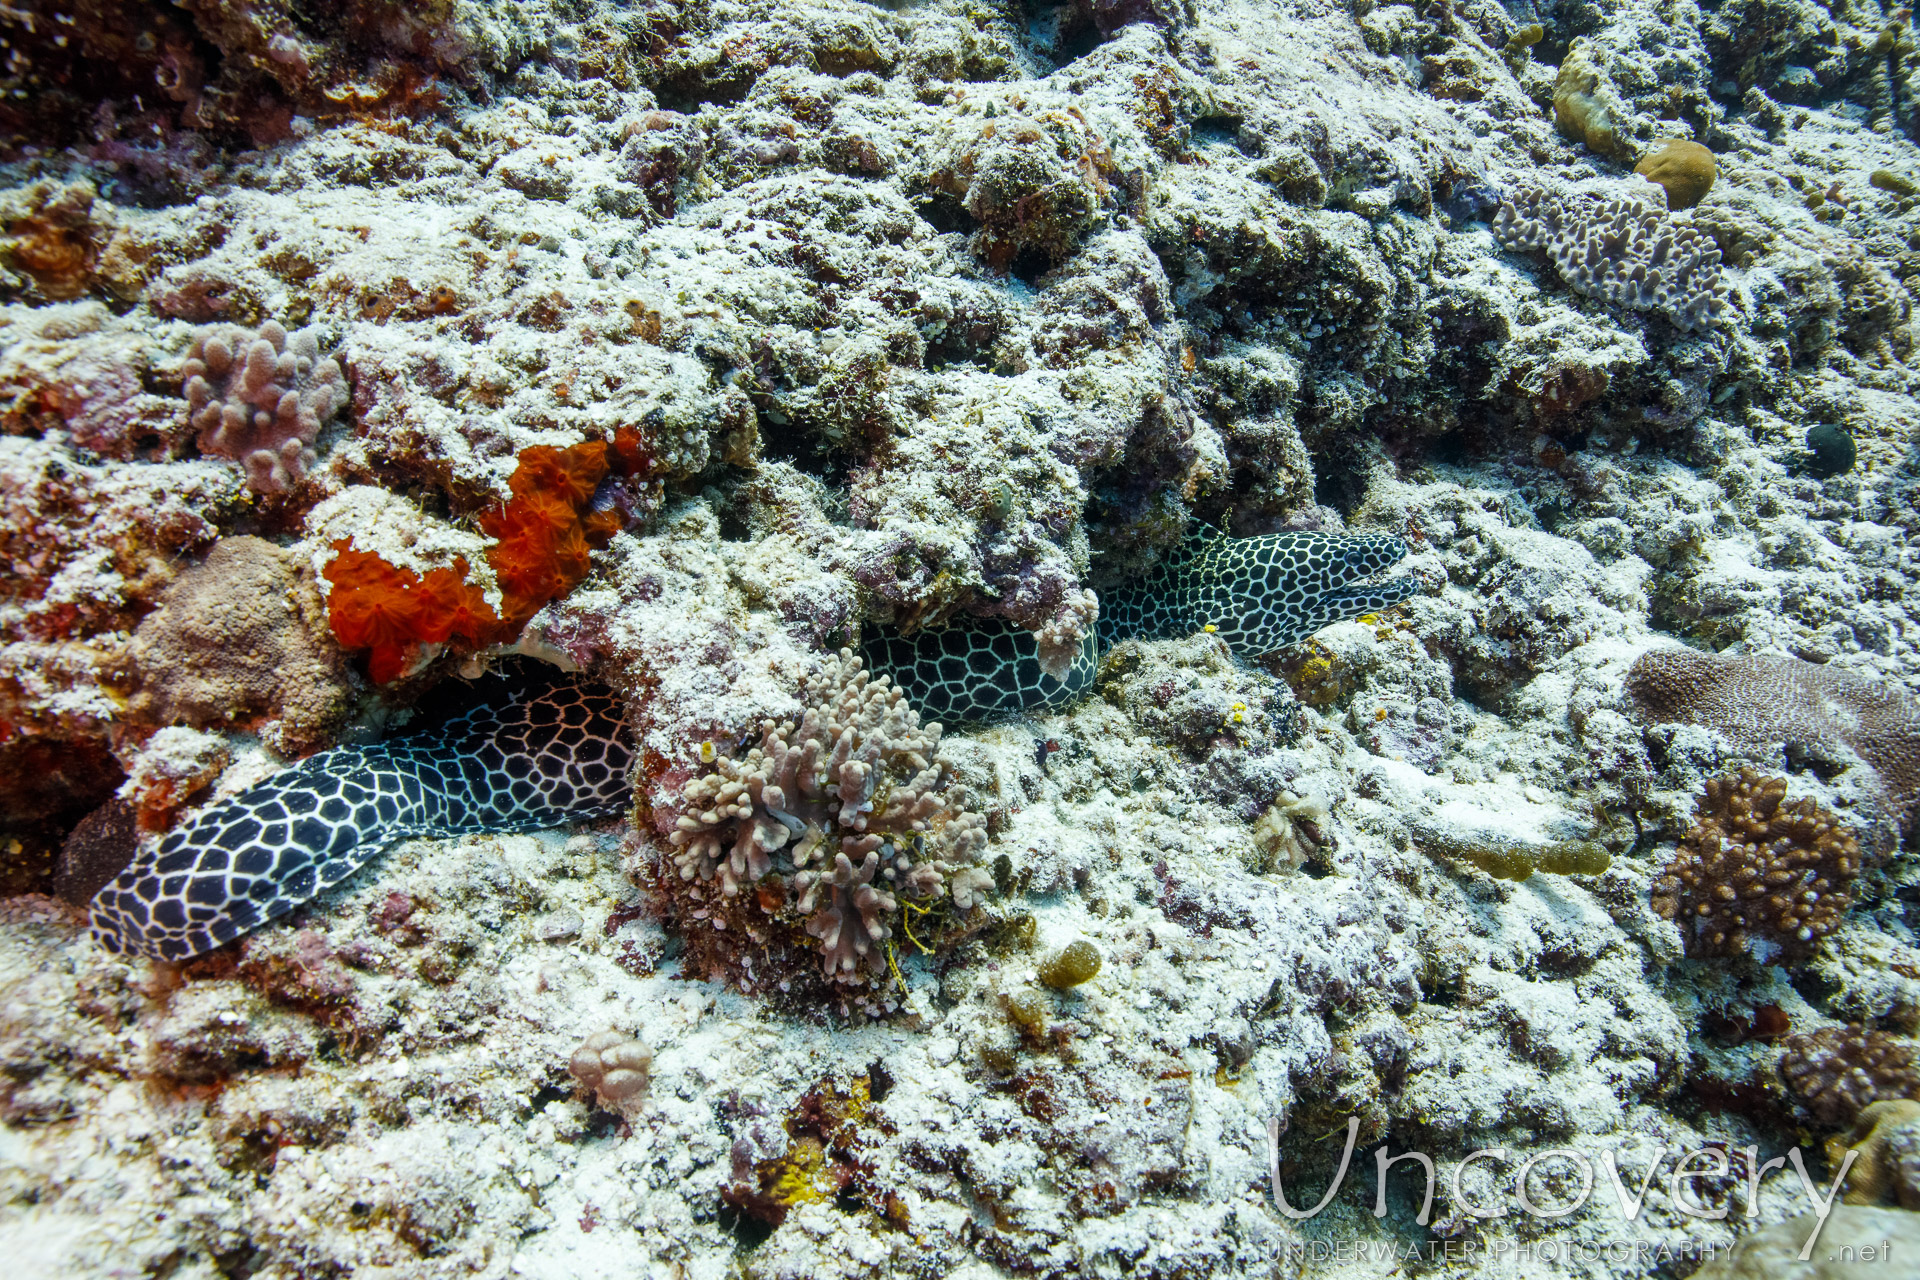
<box><xmin>862</xmin><ymin>529</ymin><xmax>1412</xmax><ymax>723</ymax></box>
<box><xmin>91</xmin><ymin>675</ymin><xmax>633</xmax><ymax>962</ymax></box>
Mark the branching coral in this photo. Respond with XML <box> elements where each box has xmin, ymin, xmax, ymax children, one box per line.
<box><xmin>653</xmin><ymin>652</ymin><xmax>992</xmax><ymax>1012</ymax></box>
<box><xmin>1652</xmin><ymin>769</ymin><xmax>1861</xmax><ymax>962</ymax></box>
<box><xmin>1781</xmin><ymin>1025</ymin><xmax>1920</xmax><ymax>1125</ymax></box>
<box><xmin>1494</xmin><ymin>188</ymin><xmax>1732</xmax><ymax>332</ymax></box>
<box><xmin>185</xmin><ymin>320</ymin><xmax>347</xmax><ymax>493</ymax></box>
<box><xmin>1626</xmin><ymin>648</ymin><xmax>1920</xmax><ymax>815</ymax></box>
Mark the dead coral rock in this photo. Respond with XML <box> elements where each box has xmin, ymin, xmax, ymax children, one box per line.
<box><xmin>125</xmin><ymin>535</ymin><xmax>352</xmax><ymax>755</ymax></box>
<box><xmin>185</xmin><ymin>320</ymin><xmax>346</xmax><ymax>493</ymax></box>
<box><xmin>147</xmin><ymin>981</ymin><xmax>320</xmax><ymax>1084</ymax></box>
<box><xmin>569</xmin><ymin>1031</ymin><xmax>652</xmax><ymax>1111</ymax></box>
<box><xmin>929</xmin><ymin>108</ymin><xmax>1117</xmax><ymax>271</ymax></box>
<box><xmin>654</xmin><ymin>651</ymin><xmax>992</xmax><ymax>1013</ymax></box>
<box><xmin>1781</xmin><ymin>1024</ymin><xmax>1920</xmax><ymax>1126</ymax></box>
<box><xmin>123</xmin><ymin>726</ymin><xmax>229</xmax><ymax>833</ymax></box>
<box><xmin>1651</xmin><ymin>769</ymin><xmax>1860</xmax><ymax>962</ymax></box>
<box><xmin>0</xmin><ymin>181</ymin><xmax>117</xmax><ymax>302</ymax></box>
<box><xmin>1625</xmin><ymin>647</ymin><xmax>1920</xmax><ymax>816</ymax></box>
<box><xmin>0</xmin><ymin>304</ymin><xmax>190</xmax><ymax>459</ymax></box>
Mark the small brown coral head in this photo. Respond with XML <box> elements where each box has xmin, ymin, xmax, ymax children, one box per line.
<box><xmin>1635</xmin><ymin>140</ymin><xmax>1717</xmax><ymax>211</ymax></box>
<box><xmin>1781</xmin><ymin>1025</ymin><xmax>1920</xmax><ymax>1127</ymax></box>
<box><xmin>569</xmin><ymin>1030</ymin><xmax>652</xmax><ymax>1110</ymax></box>
<box><xmin>1651</xmin><ymin>769</ymin><xmax>1860</xmax><ymax>962</ymax></box>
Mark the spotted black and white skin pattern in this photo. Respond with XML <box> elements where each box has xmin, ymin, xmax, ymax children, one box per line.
<box><xmin>860</xmin><ymin>617</ymin><xmax>1100</xmax><ymax>724</ymax></box>
<box><xmin>90</xmin><ymin>676</ymin><xmax>634</xmax><ymax>962</ymax></box>
<box><xmin>862</xmin><ymin>529</ymin><xmax>1411</xmax><ymax>723</ymax></box>
<box><xmin>1099</xmin><ymin>528</ymin><xmax>1412</xmax><ymax>654</ymax></box>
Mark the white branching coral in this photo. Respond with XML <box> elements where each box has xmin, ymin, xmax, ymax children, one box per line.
<box><xmin>663</xmin><ymin>651</ymin><xmax>991</xmax><ymax>994</ymax></box>
<box><xmin>185</xmin><ymin>319</ymin><xmax>346</xmax><ymax>493</ymax></box>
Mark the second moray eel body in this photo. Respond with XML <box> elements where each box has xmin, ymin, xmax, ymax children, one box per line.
<box><xmin>861</xmin><ymin>529</ymin><xmax>1412</xmax><ymax>722</ymax></box>
<box><xmin>91</xmin><ymin>674</ymin><xmax>633</xmax><ymax>962</ymax></box>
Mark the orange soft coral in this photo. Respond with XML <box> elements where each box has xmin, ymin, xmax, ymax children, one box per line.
<box><xmin>326</xmin><ymin>440</ymin><xmax>616</xmax><ymax>683</ymax></box>
<box><xmin>482</xmin><ymin>441</ymin><xmax>608</xmax><ymax>622</ymax></box>
<box><xmin>324</xmin><ymin>543</ymin><xmax>505</xmax><ymax>684</ymax></box>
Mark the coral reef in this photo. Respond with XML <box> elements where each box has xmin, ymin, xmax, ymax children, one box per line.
<box><xmin>184</xmin><ymin>320</ymin><xmax>346</xmax><ymax>493</ymax></box>
<box><xmin>1626</xmin><ymin>649</ymin><xmax>1920</xmax><ymax>816</ymax></box>
<box><xmin>1652</xmin><ymin>769</ymin><xmax>1861</xmax><ymax>962</ymax></box>
<box><xmin>1780</xmin><ymin>1025</ymin><xmax>1920</xmax><ymax>1125</ymax></box>
<box><xmin>1634</xmin><ymin>140</ymin><xmax>1718</xmax><ymax>211</ymax></box>
<box><xmin>653</xmin><ymin>652</ymin><xmax>990</xmax><ymax>1011</ymax></box>
<box><xmin>1494</xmin><ymin>188</ymin><xmax>1733</xmax><ymax>332</ymax></box>
<box><xmin>568</xmin><ymin>1030</ymin><xmax>652</xmax><ymax>1112</ymax></box>
<box><xmin>6</xmin><ymin>0</ymin><xmax>1920</xmax><ymax>1273</ymax></box>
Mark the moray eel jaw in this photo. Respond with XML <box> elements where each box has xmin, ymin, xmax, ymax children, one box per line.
<box><xmin>89</xmin><ymin>676</ymin><xmax>634</xmax><ymax>963</ymax></box>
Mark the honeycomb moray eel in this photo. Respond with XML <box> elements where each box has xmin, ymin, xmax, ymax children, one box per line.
<box><xmin>91</xmin><ymin>673</ymin><xmax>633</xmax><ymax>963</ymax></box>
<box><xmin>861</xmin><ymin>528</ymin><xmax>1413</xmax><ymax>723</ymax></box>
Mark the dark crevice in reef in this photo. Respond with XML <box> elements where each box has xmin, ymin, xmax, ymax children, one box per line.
<box><xmin>1310</xmin><ymin>450</ymin><xmax>1364</xmax><ymax>519</ymax></box>
<box><xmin>914</xmin><ymin>190</ymin><xmax>976</xmax><ymax>238</ymax></box>
<box><xmin>0</xmin><ymin>734</ymin><xmax>127</xmax><ymax>897</ymax></box>
<box><xmin>754</xmin><ymin>413</ymin><xmax>857</xmax><ymax>489</ymax></box>
<box><xmin>1023</xmin><ymin>1</ymin><xmax>1105</xmax><ymax>68</ymax></box>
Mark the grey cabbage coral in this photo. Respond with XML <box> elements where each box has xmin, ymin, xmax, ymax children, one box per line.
<box><xmin>657</xmin><ymin>651</ymin><xmax>992</xmax><ymax>1008</ymax></box>
<box><xmin>185</xmin><ymin>319</ymin><xmax>346</xmax><ymax>493</ymax></box>
<box><xmin>1494</xmin><ymin>188</ymin><xmax>1732</xmax><ymax>332</ymax></box>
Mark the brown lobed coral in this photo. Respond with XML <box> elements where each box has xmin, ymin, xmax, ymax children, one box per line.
<box><xmin>1651</xmin><ymin>769</ymin><xmax>1860</xmax><ymax>962</ymax></box>
<box><xmin>184</xmin><ymin>320</ymin><xmax>347</xmax><ymax>494</ymax></box>
<box><xmin>568</xmin><ymin>1031</ymin><xmax>652</xmax><ymax>1112</ymax></box>
<box><xmin>1781</xmin><ymin>1025</ymin><xmax>1920</xmax><ymax>1126</ymax></box>
<box><xmin>122</xmin><ymin>536</ymin><xmax>352</xmax><ymax>756</ymax></box>
<box><xmin>1635</xmin><ymin>139</ymin><xmax>1718</xmax><ymax>211</ymax></box>
<box><xmin>651</xmin><ymin>652</ymin><xmax>993</xmax><ymax>1014</ymax></box>
<box><xmin>1626</xmin><ymin>647</ymin><xmax>1920</xmax><ymax>817</ymax></box>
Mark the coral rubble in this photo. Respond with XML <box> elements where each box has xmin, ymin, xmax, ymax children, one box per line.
<box><xmin>3</xmin><ymin>0</ymin><xmax>1920</xmax><ymax>1273</ymax></box>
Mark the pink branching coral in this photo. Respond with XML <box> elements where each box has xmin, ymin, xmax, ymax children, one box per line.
<box><xmin>650</xmin><ymin>652</ymin><xmax>993</xmax><ymax>1014</ymax></box>
<box><xmin>185</xmin><ymin>320</ymin><xmax>346</xmax><ymax>493</ymax></box>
